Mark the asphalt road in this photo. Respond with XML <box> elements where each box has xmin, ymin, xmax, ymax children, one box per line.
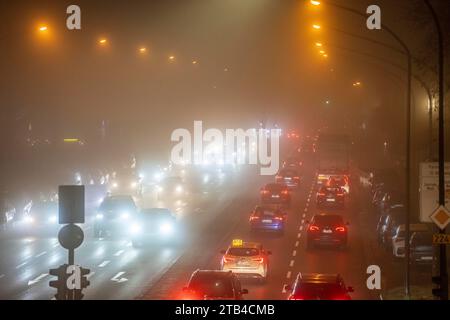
<box><xmin>0</xmin><ymin>155</ymin><xmax>380</xmax><ymax>300</ymax></box>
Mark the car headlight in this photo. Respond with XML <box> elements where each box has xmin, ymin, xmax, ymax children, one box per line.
<box><xmin>130</xmin><ymin>223</ymin><xmax>142</xmax><ymax>234</ymax></box>
<box><xmin>96</xmin><ymin>213</ymin><xmax>104</xmax><ymax>220</ymax></box>
<box><xmin>24</xmin><ymin>216</ymin><xmax>34</xmax><ymax>224</ymax></box>
<box><xmin>159</xmin><ymin>222</ymin><xmax>174</xmax><ymax>235</ymax></box>
<box><xmin>49</xmin><ymin>215</ymin><xmax>57</xmax><ymax>223</ymax></box>
<box><xmin>175</xmin><ymin>185</ymin><xmax>183</xmax><ymax>194</ymax></box>
<box><xmin>121</xmin><ymin>212</ymin><xmax>130</xmax><ymax>220</ymax></box>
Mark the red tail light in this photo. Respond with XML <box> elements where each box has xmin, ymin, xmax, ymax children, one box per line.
<box><xmin>222</xmin><ymin>257</ymin><xmax>235</xmax><ymax>263</ymax></box>
<box><xmin>274</xmin><ymin>216</ymin><xmax>283</xmax><ymax>221</ymax></box>
<box><xmin>289</xmin><ymin>295</ymin><xmax>304</xmax><ymax>300</ymax></box>
<box><xmin>249</xmin><ymin>216</ymin><xmax>260</xmax><ymax>222</ymax></box>
<box><xmin>294</xmin><ymin>176</ymin><xmax>300</xmax><ymax>180</ymax></box>
<box><xmin>335</xmin><ymin>226</ymin><xmax>346</xmax><ymax>232</ymax></box>
<box><xmin>309</xmin><ymin>225</ymin><xmax>319</xmax><ymax>231</ymax></box>
<box><xmin>252</xmin><ymin>257</ymin><xmax>264</xmax><ymax>263</ymax></box>
<box><xmin>281</xmin><ymin>190</ymin><xmax>289</xmax><ymax>195</ymax></box>
<box><xmin>337</xmin><ymin>193</ymin><xmax>344</xmax><ymax>196</ymax></box>
<box><xmin>261</xmin><ymin>190</ymin><xmax>269</xmax><ymax>195</ymax></box>
<box><xmin>317</xmin><ymin>192</ymin><xmax>326</xmax><ymax>196</ymax></box>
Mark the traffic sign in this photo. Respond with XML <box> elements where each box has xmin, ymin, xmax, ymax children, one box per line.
<box><xmin>430</xmin><ymin>206</ymin><xmax>450</xmax><ymax>230</ymax></box>
<box><xmin>433</xmin><ymin>233</ymin><xmax>450</xmax><ymax>245</ymax></box>
<box><xmin>59</xmin><ymin>185</ymin><xmax>85</xmax><ymax>224</ymax></box>
<box><xmin>419</xmin><ymin>162</ymin><xmax>450</xmax><ymax>223</ymax></box>
<box><xmin>58</xmin><ymin>224</ymin><xmax>84</xmax><ymax>250</ymax></box>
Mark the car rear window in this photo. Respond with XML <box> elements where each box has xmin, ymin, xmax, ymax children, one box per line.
<box><xmin>189</xmin><ymin>275</ymin><xmax>234</xmax><ymax>298</ymax></box>
<box><xmin>294</xmin><ymin>283</ymin><xmax>346</xmax><ymax>299</ymax></box>
<box><xmin>266</xmin><ymin>184</ymin><xmax>284</xmax><ymax>191</ymax></box>
<box><xmin>313</xmin><ymin>215</ymin><xmax>343</xmax><ymax>225</ymax></box>
<box><xmin>227</xmin><ymin>248</ymin><xmax>260</xmax><ymax>256</ymax></box>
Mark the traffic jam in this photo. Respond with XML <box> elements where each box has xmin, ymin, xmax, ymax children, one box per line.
<box><xmin>0</xmin><ymin>0</ymin><xmax>449</xmax><ymax>311</ymax></box>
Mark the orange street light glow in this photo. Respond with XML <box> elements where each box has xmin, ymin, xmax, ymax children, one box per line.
<box><xmin>312</xmin><ymin>24</ymin><xmax>321</xmax><ymax>30</ymax></box>
<box><xmin>315</xmin><ymin>42</ymin><xmax>323</xmax><ymax>47</ymax></box>
<box><xmin>192</xmin><ymin>60</ymin><xmax>198</xmax><ymax>65</ymax></box>
<box><xmin>319</xmin><ymin>50</ymin><xmax>325</xmax><ymax>54</ymax></box>
<box><xmin>353</xmin><ymin>81</ymin><xmax>362</xmax><ymax>86</ymax></box>
<box><xmin>39</xmin><ymin>26</ymin><xmax>48</xmax><ymax>32</ymax></box>
<box><xmin>139</xmin><ymin>47</ymin><xmax>147</xmax><ymax>53</ymax></box>
<box><xmin>310</xmin><ymin>0</ymin><xmax>321</xmax><ymax>6</ymax></box>
<box><xmin>169</xmin><ymin>55</ymin><xmax>175</xmax><ymax>61</ymax></box>
<box><xmin>99</xmin><ymin>38</ymin><xmax>107</xmax><ymax>45</ymax></box>
<box><xmin>322</xmin><ymin>54</ymin><xmax>328</xmax><ymax>58</ymax></box>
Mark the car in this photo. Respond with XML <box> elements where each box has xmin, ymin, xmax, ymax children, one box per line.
<box><xmin>285</xmin><ymin>273</ymin><xmax>353</xmax><ymax>300</ymax></box>
<box><xmin>316</xmin><ymin>185</ymin><xmax>345</xmax><ymax>209</ymax></box>
<box><xmin>372</xmin><ymin>186</ymin><xmax>388</xmax><ymax>208</ymax></box>
<box><xmin>249</xmin><ymin>205</ymin><xmax>286</xmax><ymax>234</ymax></box>
<box><xmin>180</xmin><ymin>270</ymin><xmax>248</xmax><ymax>300</ymax></box>
<box><xmin>260</xmin><ymin>183</ymin><xmax>291</xmax><ymax>207</ymax></box>
<box><xmin>410</xmin><ymin>231</ymin><xmax>434</xmax><ymax>265</ymax></box>
<box><xmin>275</xmin><ymin>168</ymin><xmax>301</xmax><ymax>189</ymax></box>
<box><xmin>155</xmin><ymin>176</ymin><xmax>186</xmax><ymax>200</ymax></box>
<box><xmin>282</xmin><ymin>157</ymin><xmax>303</xmax><ymax>170</ymax></box>
<box><xmin>306</xmin><ymin>214</ymin><xmax>349</xmax><ymax>249</ymax></box>
<box><xmin>379</xmin><ymin>205</ymin><xmax>406</xmax><ymax>248</ymax></box>
<box><xmin>94</xmin><ymin>195</ymin><xmax>138</xmax><ymax>237</ymax></box>
<box><xmin>327</xmin><ymin>176</ymin><xmax>349</xmax><ymax>194</ymax></box>
<box><xmin>220</xmin><ymin>239</ymin><xmax>271</xmax><ymax>282</ymax></box>
<box><xmin>22</xmin><ymin>200</ymin><xmax>58</xmax><ymax>227</ymax></box>
<box><xmin>391</xmin><ymin>224</ymin><xmax>430</xmax><ymax>258</ymax></box>
<box><xmin>129</xmin><ymin>208</ymin><xmax>179</xmax><ymax>247</ymax></box>
<box><xmin>376</xmin><ymin>213</ymin><xmax>389</xmax><ymax>244</ymax></box>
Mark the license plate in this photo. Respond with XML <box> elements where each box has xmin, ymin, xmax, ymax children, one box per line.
<box><xmin>237</xmin><ymin>260</ymin><xmax>250</xmax><ymax>266</ymax></box>
<box><xmin>420</xmin><ymin>256</ymin><xmax>433</xmax><ymax>260</ymax></box>
<box><xmin>326</xmin><ymin>199</ymin><xmax>335</xmax><ymax>202</ymax></box>
<box><xmin>262</xmin><ymin>219</ymin><xmax>272</xmax><ymax>223</ymax></box>
<box><xmin>272</xmin><ymin>195</ymin><xmax>280</xmax><ymax>198</ymax></box>
<box><xmin>285</xmin><ymin>177</ymin><xmax>292</xmax><ymax>180</ymax></box>
<box><xmin>323</xmin><ymin>229</ymin><xmax>332</xmax><ymax>234</ymax></box>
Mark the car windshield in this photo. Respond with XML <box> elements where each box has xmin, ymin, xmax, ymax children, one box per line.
<box><xmin>266</xmin><ymin>184</ymin><xmax>285</xmax><ymax>192</ymax></box>
<box><xmin>227</xmin><ymin>247</ymin><xmax>260</xmax><ymax>256</ymax></box>
<box><xmin>189</xmin><ymin>275</ymin><xmax>234</xmax><ymax>298</ymax></box>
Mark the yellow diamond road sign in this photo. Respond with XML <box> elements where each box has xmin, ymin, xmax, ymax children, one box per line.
<box><xmin>430</xmin><ymin>206</ymin><xmax>450</xmax><ymax>230</ymax></box>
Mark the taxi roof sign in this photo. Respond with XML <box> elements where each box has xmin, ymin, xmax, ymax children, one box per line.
<box><xmin>232</xmin><ymin>239</ymin><xmax>243</xmax><ymax>247</ymax></box>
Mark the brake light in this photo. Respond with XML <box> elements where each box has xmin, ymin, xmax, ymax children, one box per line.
<box><xmin>261</xmin><ymin>190</ymin><xmax>269</xmax><ymax>195</ymax></box>
<box><xmin>249</xmin><ymin>216</ymin><xmax>260</xmax><ymax>222</ymax></box>
<box><xmin>335</xmin><ymin>226</ymin><xmax>346</xmax><ymax>232</ymax></box>
<box><xmin>252</xmin><ymin>257</ymin><xmax>264</xmax><ymax>263</ymax></box>
<box><xmin>281</xmin><ymin>190</ymin><xmax>289</xmax><ymax>195</ymax></box>
<box><xmin>317</xmin><ymin>192</ymin><xmax>326</xmax><ymax>196</ymax></box>
<box><xmin>294</xmin><ymin>176</ymin><xmax>300</xmax><ymax>180</ymax></box>
<box><xmin>309</xmin><ymin>225</ymin><xmax>319</xmax><ymax>231</ymax></box>
<box><xmin>222</xmin><ymin>257</ymin><xmax>235</xmax><ymax>263</ymax></box>
<box><xmin>337</xmin><ymin>193</ymin><xmax>344</xmax><ymax>196</ymax></box>
<box><xmin>274</xmin><ymin>216</ymin><xmax>283</xmax><ymax>221</ymax></box>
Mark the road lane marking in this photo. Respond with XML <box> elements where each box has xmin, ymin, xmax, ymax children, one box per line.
<box><xmin>282</xmin><ymin>286</ymin><xmax>287</xmax><ymax>293</ymax></box>
<box><xmin>302</xmin><ymin>213</ymin><xmax>306</xmax><ymax>218</ymax></box>
<box><xmin>16</xmin><ymin>262</ymin><xmax>27</xmax><ymax>269</ymax></box>
<box><xmin>35</xmin><ymin>251</ymin><xmax>47</xmax><ymax>258</ymax></box>
<box><xmin>98</xmin><ymin>260</ymin><xmax>110</xmax><ymax>267</ymax></box>
<box><xmin>301</xmin><ymin>219</ymin><xmax>304</xmax><ymax>224</ymax></box>
<box><xmin>292</xmin><ymin>250</ymin><xmax>297</xmax><ymax>257</ymax></box>
<box><xmin>28</xmin><ymin>273</ymin><xmax>48</xmax><ymax>286</ymax></box>
<box><xmin>299</xmin><ymin>225</ymin><xmax>303</xmax><ymax>231</ymax></box>
<box><xmin>289</xmin><ymin>260</ymin><xmax>295</xmax><ymax>267</ymax></box>
<box><xmin>286</xmin><ymin>271</ymin><xmax>292</xmax><ymax>279</ymax></box>
<box><xmin>114</xmin><ymin>250</ymin><xmax>125</xmax><ymax>257</ymax></box>
<box><xmin>53</xmin><ymin>243</ymin><xmax>59</xmax><ymax>248</ymax></box>
<box><xmin>297</xmin><ymin>233</ymin><xmax>301</xmax><ymax>238</ymax></box>
<box><xmin>111</xmin><ymin>271</ymin><xmax>128</xmax><ymax>283</ymax></box>
<box><xmin>295</xmin><ymin>241</ymin><xmax>299</xmax><ymax>247</ymax></box>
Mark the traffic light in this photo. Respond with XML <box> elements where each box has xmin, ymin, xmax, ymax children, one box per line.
<box><xmin>432</xmin><ymin>276</ymin><xmax>443</xmax><ymax>299</ymax></box>
<box><xmin>74</xmin><ymin>267</ymin><xmax>91</xmax><ymax>300</ymax></box>
<box><xmin>49</xmin><ymin>264</ymin><xmax>69</xmax><ymax>300</ymax></box>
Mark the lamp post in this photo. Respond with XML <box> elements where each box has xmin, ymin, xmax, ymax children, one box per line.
<box><xmin>309</xmin><ymin>0</ymin><xmax>414</xmax><ymax>297</ymax></box>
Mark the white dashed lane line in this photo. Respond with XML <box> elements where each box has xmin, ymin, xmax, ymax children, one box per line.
<box><xmin>35</xmin><ymin>251</ymin><xmax>47</xmax><ymax>258</ymax></box>
<box><xmin>295</xmin><ymin>241</ymin><xmax>299</xmax><ymax>247</ymax></box>
<box><xmin>286</xmin><ymin>271</ymin><xmax>292</xmax><ymax>279</ymax></box>
<box><xmin>114</xmin><ymin>250</ymin><xmax>125</xmax><ymax>257</ymax></box>
<box><xmin>292</xmin><ymin>250</ymin><xmax>297</xmax><ymax>257</ymax></box>
<box><xmin>289</xmin><ymin>260</ymin><xmax>295</xmax><ymax>267</ymax></box>
<box><xmin>297</xmin><ymin>233</ymin><xmax>301</xmax><ymax>238</ymax></box>
<box><xmin>98</xmin><ymin>260</ymin><xmax>110</xmax><ymax>268</ymax></box>
<box><xmin>16</xmin><ymin>262</ymin><xmax>27</xmax><ymax>269</ymax></box>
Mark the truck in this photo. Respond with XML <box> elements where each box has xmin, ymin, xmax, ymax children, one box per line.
<box><xmin>316</xmin><ymin>133</ymin><xmax>350</xmax><ymax>186</ymax></box>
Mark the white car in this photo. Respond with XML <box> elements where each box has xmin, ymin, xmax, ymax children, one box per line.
<box><xmin>392</xmin><ymin>223</ymin><xmax>430</xmax><ymax>258</ymax></box>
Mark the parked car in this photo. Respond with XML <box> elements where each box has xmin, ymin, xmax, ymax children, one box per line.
<box><xmin>410</xmin><ymin>231</ymin><xmax>434</xmax><ymax>266</ymax></box>
<box><xmin>379</xmin><ymin>205</ymin><xmax>406</xmax><ymax>248</ymax></box>
<box><xmin>391</xmin><ymin>224</ymin><xmax>430</xmax><ymax>258</ymax></box>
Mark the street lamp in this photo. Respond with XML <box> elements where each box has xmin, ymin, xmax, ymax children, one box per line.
<box><xmin>38</xmin><ymin>25</ymin><xmax>48</xmax><ymax>32</ymax></box>
<box><xmin>315</xmin><ymin>42</ymin><xmax>323</xmax><ymax>47</ymax></box>
<box><xmin>98</xmin><ymin>38</ymin><xmax>108</xmax><ymax>45</ymax></box>
<box><xmin>139</xmin><ymin>47</ymin><xmax>147</xmax><ymax>54</ymax></box>
<box><xmin>168</xmin><ymin>55</ymin><xmax>175</xmax><ymax>62</ymax></box>
<box><xmin>312</xmin><ymin>24</ymin><xmax>321</xmax><ymax>30</ymax></box>
<box><xmin>310</xmin><ymin>0</ymin><xmax>321</xmax><ymax>6</ymax></box>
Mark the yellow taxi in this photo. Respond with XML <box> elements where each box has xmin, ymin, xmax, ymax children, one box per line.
<box><xmin>220</xmin><ymin>239</ymin><xmax>271</xmax><ymax>282</ymax></box>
